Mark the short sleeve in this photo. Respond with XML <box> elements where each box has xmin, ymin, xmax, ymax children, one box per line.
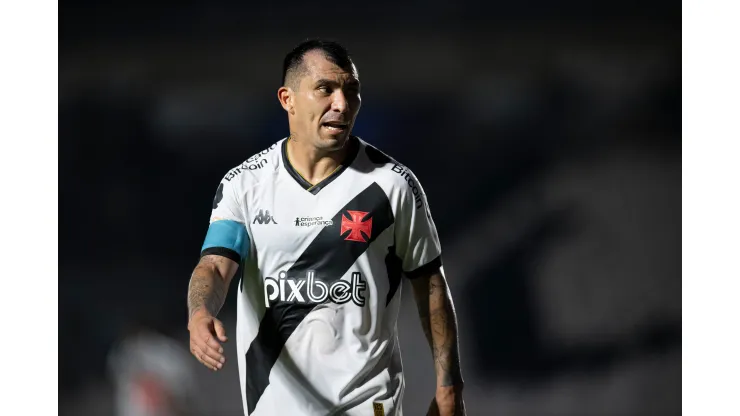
<box><xmin>200</xmin><ymin>177</ymin><xmax>249</xmax><ymax>263</ymax></box>
<box><xmin>394</xmin><ymin>167</ymin><xmax>442</xmax><ymax>278</ymax></box>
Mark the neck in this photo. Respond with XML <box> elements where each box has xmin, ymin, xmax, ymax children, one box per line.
<box><xmin>286</xmin><ymin>135</ymin><xmax>354</xmax><ymax>185</ymax></box>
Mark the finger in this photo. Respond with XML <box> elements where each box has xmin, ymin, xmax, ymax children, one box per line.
<box><xmin>197</xmin><ymin>334</ymin><xmax>225</xmax><ymax>364</ymax></box>
<box><xmin>191</xmin><ymin>344</ymin><xmax>218</xmax><ymax>371</ymax></box>
<box><xmin>203</xmin><ymin>332</ymin><xmax>224</xmax><ymax>354</ymax></box>
<box><xmin>192</xmin><ymin>344</ymin><xmax>223</xmax><ymax>371</ymax></box>
<box><xmin>214</xmin><ymin>319</ymin><xmax>229</xmax><ymax>342</ymax></box>
<box><xmin>200</xmin><ymin>349</ymin><xmax>224</xmax><ymax>370</ymax></box>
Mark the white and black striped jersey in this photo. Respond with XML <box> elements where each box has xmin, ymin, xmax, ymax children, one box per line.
<box><xmin>200</xmin><ymin>136</ymin><xmax>442</xmax><ymax>416</ymax></box>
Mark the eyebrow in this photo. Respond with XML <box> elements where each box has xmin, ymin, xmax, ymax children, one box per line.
<box><xmin>315</xmin><ymin>78</ymin><xmax>361</xmax><ymax>87</ymax></box>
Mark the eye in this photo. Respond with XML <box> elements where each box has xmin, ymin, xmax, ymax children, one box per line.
<box><xmin>317</xmin><ymin>85</ymin><xmax>331</xmax><ymax>94</ymax></box>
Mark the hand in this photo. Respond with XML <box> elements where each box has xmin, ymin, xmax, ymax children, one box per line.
<box><xmin>428</xmin><ymin>385</ymin><xmax>465</xmax><ymax>416</ymax></box>
<box><xmin>188</xmin><ymin>310</ymin><xmax>228</xmax><ymax>371</ymax></box>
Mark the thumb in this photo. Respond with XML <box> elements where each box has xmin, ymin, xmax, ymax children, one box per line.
<box><xmin>213</xmin><ymin>318</ymin><xmax>228</xmax><ymax>342</ymax></box>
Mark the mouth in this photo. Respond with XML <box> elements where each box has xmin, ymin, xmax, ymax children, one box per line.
<box><xmin>321</xmin><ymin>121</ymin><xmax>349</xmax><ymax>134</ymax></box>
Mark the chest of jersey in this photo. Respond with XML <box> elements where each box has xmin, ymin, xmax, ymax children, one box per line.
<box><xmin>244</xmin><ymin>170</ymin><xmax>397</xmax><ymax>282</ymax></box>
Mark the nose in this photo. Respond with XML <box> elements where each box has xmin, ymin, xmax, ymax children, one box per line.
<box><xmin>331</xmin><ymin>90</ymin><xmax>348</xmax><ymax>113</ymax></box>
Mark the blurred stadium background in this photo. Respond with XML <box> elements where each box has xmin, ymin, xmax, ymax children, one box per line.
<box><xmin>59</xmin><ymin>1</ymin><xmax>680</xmax><ymax>415</ymax></box>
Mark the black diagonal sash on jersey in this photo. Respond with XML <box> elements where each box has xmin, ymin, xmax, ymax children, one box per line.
<box><xmin>384</xmin><ymin>245</ymin><xmax>403</xmax><ymax>306</ymax></box>
<box><xmin>245</xmin><ymin>182</ymin><xmax>394</xmax><ymax>415</ymax></box>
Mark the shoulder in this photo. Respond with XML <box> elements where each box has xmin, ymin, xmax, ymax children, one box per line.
<box><xmin>220</xmin><ymin>139</ymin><xmax>283</xmax><ymax>188</ymax></box>
<box><xmin>356</xmin><ymin>137</ymin><xmax>426</xmax><ymax>193</ymax></box>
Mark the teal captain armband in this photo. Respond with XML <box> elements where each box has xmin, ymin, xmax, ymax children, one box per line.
<box><xmin>200</xmin><ymin>220</ymin><xmax>249</xmax><ymax>264</ymax></box>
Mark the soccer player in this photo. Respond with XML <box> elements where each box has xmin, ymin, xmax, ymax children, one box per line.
<box><xmin>186</xmin><ymin>39</ymin><xmax>465</xmax><ymax>416</ymax></box>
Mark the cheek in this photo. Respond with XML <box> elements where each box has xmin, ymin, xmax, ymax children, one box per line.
<box><xmin>306</xmin><ymin>111</ymin><xmax>321</xmax><ymax>125</ymax></box>
<box><xmin>295</xmin><ymin>95</ymin><xmax>320</xmax><ymax>122</ymax></box>
<box><xmin>305</xmin><ymin>97</ymin><xmax>324</xmax><ymax>124</ymax></box>
<box><xmin>296</xmin><ymin>107</ymin><xmax>317</xmax><ymax>125</ymax></box>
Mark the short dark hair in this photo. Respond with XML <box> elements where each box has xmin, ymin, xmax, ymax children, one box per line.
<box><xmin>282</xmin><ymin>39</ymin><xmax>355</xmax><ymax>88</ymax></box>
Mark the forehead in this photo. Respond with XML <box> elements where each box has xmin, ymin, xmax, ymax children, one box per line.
<box><xmin>301</xmin><ymin>51</ymin><xmax>359</xmax><ymax>83</ymax></box>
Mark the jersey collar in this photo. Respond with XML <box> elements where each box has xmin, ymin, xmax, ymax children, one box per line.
<box><xmin>281</xmin><ymin>135</ymin><xmax>360</xmax><ymax>195</ymax></box>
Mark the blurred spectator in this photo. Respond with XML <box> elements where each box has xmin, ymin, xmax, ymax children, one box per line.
<box><xmin>107</xmin><ymin>320</ymin><xmax>198</xmax><ymax>416</ymax></box>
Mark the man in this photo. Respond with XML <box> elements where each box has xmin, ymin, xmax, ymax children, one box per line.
<box><xmin>186</xmin><ymin>39</ymin><xmax>465</xmax><ymax>416</ymax></box>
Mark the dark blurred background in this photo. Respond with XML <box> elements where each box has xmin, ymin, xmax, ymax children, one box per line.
<box><xmin>59</xmin><ymin>1</ymin><xmax>680</xmax><ymax>415</ymax></box>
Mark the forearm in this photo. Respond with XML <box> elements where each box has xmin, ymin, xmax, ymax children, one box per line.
<box><xmin>429</xmin><ymin>275</ymin><xmax>463</xmax><ymax>388</ymax></box>
<box><xmin>415</xmin><ymin>273</ymin><xmax>464</xmax><ymax>388</ymax></box>
<box><xmin>187</xmin><ymin>260</ymin><xmax>230</xmax><ymax>320</ymax></box>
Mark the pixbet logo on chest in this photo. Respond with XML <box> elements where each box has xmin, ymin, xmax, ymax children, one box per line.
<box><xmin>264</xmin><ymin>271</ymin><xmax>367</xmax><ymax>307</ymax></box>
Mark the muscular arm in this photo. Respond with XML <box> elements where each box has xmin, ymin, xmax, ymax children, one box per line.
<box><xmin>187</xmin><ymin>254</ymin><xmax>239</xmax><ymax>321</ymax></box>
<box><xmin>186</xmin><ymin>254</ymin><xmax>239</xmax><ymax>371</ymax></box>
<box><xmin>411</xmin><ymin>269</ymin><xmax>464</xmax><ymax>387</ymax></box>
<box><xmin>411</xmin><ymin>268</ymin><xmax>465</xmax><ymax>415</ymax></box>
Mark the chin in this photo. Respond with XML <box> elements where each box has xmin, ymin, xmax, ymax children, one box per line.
<box><xmin>318</xmin><ymin>132</ymin><xmax>350</xmax><ymax>150</ymax></box>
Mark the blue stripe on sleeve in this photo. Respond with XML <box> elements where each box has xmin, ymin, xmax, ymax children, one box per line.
<box><xmin>201</xmin><ymin>220</ymin><xmax>249</xmax><ymax>261</ymax></box>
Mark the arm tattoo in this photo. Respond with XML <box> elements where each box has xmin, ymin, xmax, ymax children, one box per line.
<box><xmin>187</xmin><ymin>258</ymin><xmax>229</xmax><ymax>320</ymax></box>
<box><xmin>428</xmin><ymin>275</ymin><xmax>463</xmax><ymax>388</ymax></box>
<box><xmin>413</xmin><ymin>273</ymin><xmax>464</xmax><ymax>388</ymax></box>
<box><xmin>414</xmin><ymin>288</ymin><xmax>433</xmax><ymax>347</ymax></box>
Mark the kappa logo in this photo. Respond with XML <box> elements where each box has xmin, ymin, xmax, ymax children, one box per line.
<box><xmin>253</xmin><ymin>209</ymin><xmax>278</xmax><ymax>225</ymax></box>
<box><xmin>340</xmin><ymin>210</ymin><xmax>372</xmax><ymax>242</ymax></box>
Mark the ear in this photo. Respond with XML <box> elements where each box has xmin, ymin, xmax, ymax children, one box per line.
<box><xmin>277</xmin><ymin>87</ymin><xmax>294</xmax><ymax>115</ymax></box>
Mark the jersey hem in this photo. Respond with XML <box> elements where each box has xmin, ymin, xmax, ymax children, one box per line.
<box><xmin>201</xmin><ymin>246</ymin><xmax>241</xmax><ymax>264</ymax></box>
